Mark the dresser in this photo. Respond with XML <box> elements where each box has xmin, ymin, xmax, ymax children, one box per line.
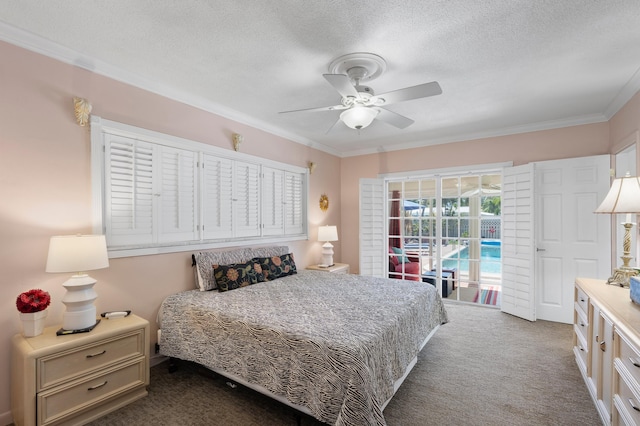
<box><xmin>11</xmin><ymin>314</ymin><xmax>150</xmax><ymax>426</ymax></box>
<box><xmin>574</xmin><ymin>278</ymin><xmax>640</xmax><ymax>425</ymax></box>
<box><xmin>306</xmin><ymin>263</ymin><xmax>350</xmax><ymax>274</ymax></box>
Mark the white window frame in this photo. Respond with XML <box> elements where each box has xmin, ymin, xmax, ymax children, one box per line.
<box><xmin>91</xmin><ymin>116</ymin><xmax>308</xmax><ymax>258</ymax></box>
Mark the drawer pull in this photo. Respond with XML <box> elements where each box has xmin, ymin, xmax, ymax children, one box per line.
<box><xmin>86</xmin><ymin>350</ymin><xmax>106</xmax><ymax>358</ymax></box>
<box><xmin>600</xmin><ymin>341</ymin><xmax>606</xmax><ymax>352</ymax></box>
<box><xmin>87</xmin><ymin>381</ymin><xmax>108</xmax><ymax>391</ymax></box>
<box><xmin>580</xmin><ymin>322</ymin><xmax>585</xmax><ymax>327</ymax></box>
<box><xmin>629</xmin><ymin>398</ymin><xmax>640</xmax><ymax>412</ymax></box>
<box><xmin>629</xmin><ymin>357</ymin><xmax>640</xmax><ymax>368</ymax></box>
<box><xmin>580</xmin><ymin>298</ymin><xmax>585</xmax><ymax>302</ymax></box>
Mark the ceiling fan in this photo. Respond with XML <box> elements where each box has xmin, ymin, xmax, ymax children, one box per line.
<box><xmin>280</xmin><ymin>53</ymin><xmax>442</xmax><ymax>131</ymax></box>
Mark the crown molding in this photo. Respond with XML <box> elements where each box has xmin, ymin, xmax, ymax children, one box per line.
<box><xmin>0</xmin><ymin>21</ymin><xmax>342</xmax><ymax>158</ymax></box>
<box><xmin>340</xmin><ymin>113</ymin><xmax>609</xmax><ymax>157</ymax></box>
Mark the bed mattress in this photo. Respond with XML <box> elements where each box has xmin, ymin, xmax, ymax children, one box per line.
<box><xmin>159</xmin><ymin>270</ymin><xmax>448</xmax><ymax>425</ymax></box>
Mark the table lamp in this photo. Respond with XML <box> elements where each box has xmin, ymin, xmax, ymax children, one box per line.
<box><xmin>595</xmin><ymin>173</ymin><xmax>640</xmax><ymax>287</ymax></box>
<box><xmin>318</xmin><ymin>225</ymin><xmax>338</xmax><ymax>267</ymax></box>
<box><xmin>46</xmin><ymin>234</ymin><xmax>109</xmax><ymax>331</ymax></box>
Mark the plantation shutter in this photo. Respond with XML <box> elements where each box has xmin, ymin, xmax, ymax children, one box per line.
<box><xmin>501</xmin><ymin>164</ymin><xmax>536</xmax><ymax>321</ymax></box>
<box><xmin>262</xmin><ymin>166</ymin><xmax>285</xmax><ymax>236</ymax></box>
<box><xmin>359</xmin><ymin>178</ymin><xmax>386</xmax><ymax>277</ymax></box>
<box><xmin>202</xmin><ymin>154</ymin><xmax>233</xmax><ymax>239</ymax></box>
<box><xmin>157</xmin><ymin>146</ymin><xmax>198</xmax><ymax>243</ymax></box>
<box><xmin>104</xmin><ymin>135</ymin><xmax>154</xmax><ymax>247</ymax></box>
<box><xmin>233</xmin><ymin>162</ymin><xmax>261</xmax><ymax>238</ymax></box>
<box><xmin>284</xmin><ymin>171</ymin><xmax>304</xmax><ymax>235</ymax></box>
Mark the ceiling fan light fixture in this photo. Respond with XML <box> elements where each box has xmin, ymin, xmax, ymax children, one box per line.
<box><xmin>340</xmin><ymin>106</ymin><xmax>379</xmax><ymax>130</ymax></box>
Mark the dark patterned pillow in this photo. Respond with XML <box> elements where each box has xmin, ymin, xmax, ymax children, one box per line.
<box><xmin>253</xmin><ymin>253</ymin><xmax>297</xmax><ymax>281</ymax></box>
<box><xmin>213</xmin><ymin>260</ymin><xmax>265</xmax><ymax>292</ymax></box>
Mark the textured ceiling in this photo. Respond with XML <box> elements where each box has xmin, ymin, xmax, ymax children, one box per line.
<box><xmin>1</xmin><ymin>1</ymin><xmax>640</xmax><ymax>157</ymax></box>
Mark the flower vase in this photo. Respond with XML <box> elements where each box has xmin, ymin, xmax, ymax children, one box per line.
<box><xmin>20</xmin><ymin>310</ymin><xmax>48</xmax><ymax>337</ymax></box>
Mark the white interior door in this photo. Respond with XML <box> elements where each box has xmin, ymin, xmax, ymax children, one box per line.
<box><xmin>535</xmin><ymin>155</ymin><xmax>611</xmax><ymax>324</ymax></box>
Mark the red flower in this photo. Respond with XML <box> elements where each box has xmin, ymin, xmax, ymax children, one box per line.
<box><xmin>16</xmin><ymin>289</ymin><xmax>51</xmax><ymax>313</ymax></box>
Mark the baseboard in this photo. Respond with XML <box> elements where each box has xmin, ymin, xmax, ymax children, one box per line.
<box><xmin>1</xmin><ymin>409</ymin><xmax>13</xmax><ymax>426</ymax></box>
<box><xmin>150</xmin><ymin>354</ymin><xmax>168</xmax><ymax>367</ymax></box>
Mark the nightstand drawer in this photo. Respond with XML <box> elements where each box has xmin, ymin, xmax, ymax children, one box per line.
<box><xmin>38</xmin><ymin>329</ymin><xmax>145</xmax><ymax>391</ymax></box>
<box><xmin>37</xmin><ymin>358</ymin><xmax>146</xmax><ymax>425</ymax></box>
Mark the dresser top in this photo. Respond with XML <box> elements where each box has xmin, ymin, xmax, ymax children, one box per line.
<box><xmin>576</xmin><ymin>277</ymin><xmax>640</xmax><ymax>343</ymax></box>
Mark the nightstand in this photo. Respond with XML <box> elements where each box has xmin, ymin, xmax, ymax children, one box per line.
<box><xmin>11</xmin><ymin>314</ymin><xmax>149</xmax><ymax>426</ymax></box>
<box><xmin>307</xmin><ymin>263</ymin><xmax>350</xmax><ymax>274</ymax></box>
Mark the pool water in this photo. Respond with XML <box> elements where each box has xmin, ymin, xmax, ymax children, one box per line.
<box><xmin>442</xmin><ymin>244</ymin><xmax>502</xmax><ymax>274</ymax></box>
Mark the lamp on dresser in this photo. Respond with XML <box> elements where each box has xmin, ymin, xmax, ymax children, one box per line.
<box><xmin>318</xmin><ymin>225</ymin><xmax>339</xmax><ymax>267</ymax></box>
<box><xmin>46</xmin><ymin>234</ymin><xmax>109</xmax><ymax>331</ymax></box>
<box><xmin>595</xmin><ymin>172</ymin><xmax>640</xmax><ymax>287</ymax></box>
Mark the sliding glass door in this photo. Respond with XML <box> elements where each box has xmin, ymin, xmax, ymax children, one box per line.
<box><xmin>386</xmin><ymin>172</ymin><xmax>502</xmax><ymax>306</ymax></box>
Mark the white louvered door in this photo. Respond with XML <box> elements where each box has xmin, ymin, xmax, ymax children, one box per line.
<box><xmin>501</xmin><ymin>163</ymin><xmax>536</xmax><ymax>321</ymax></box>
<box><xmin>157</xmin><ymin>146</ymin><xmax>198</xmax><ymax>243</ymax></box>
<box><xmin>202</xmin><ymin>154</ymin><xmax>233</xmax><ymax>239</ymax></box>
<box><xmin>104</xmin><ymin>135</ymin><xmax>155</xmax><ymax>247</ymax></box>
<box><xmin>233</xmin><ymin>162</ymin><xmax>261</xmax><ymax>238</ymax></box>
<box><xmin>359</xmin><ymin>178</ymin><xmax>386</xmax><ymax>277</ymax></box>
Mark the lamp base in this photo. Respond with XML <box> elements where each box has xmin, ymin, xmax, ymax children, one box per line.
<box><xmin>321</xmin><ymin>242</ymin><xmax>334</xmax><ymax>268</ymax></box>
<box><xmin>606</xmin><ymin>267</ymin><xmax>639</xmax><ymax>288</ymax></box>
<box><xmin>61</xmin><ymin>273</ymin><xmax>98</xmax><ymax>331</ymax></box>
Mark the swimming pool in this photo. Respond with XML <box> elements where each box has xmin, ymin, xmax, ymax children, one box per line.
<box><xmin>442</xmin><ymin>242</ymin><xmax>502</xmax><ymax>274</ymax></box>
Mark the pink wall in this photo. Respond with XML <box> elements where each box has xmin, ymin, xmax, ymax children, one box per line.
<box><xmin>0</xmin><ymin>41</ymin><xmax>341</xmax><ymax>423</ymax></box>
<box><xmin>339</xmin><ymin>123</ymin><xmax>612</xmax><ymax>273</ymax></box>
<box><xmin>2</xmin><ymin>36</ymin><xmax>640</xmax><ymax>424</ymax></box>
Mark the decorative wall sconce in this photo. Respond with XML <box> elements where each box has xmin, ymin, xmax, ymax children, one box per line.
<box><xmin>319</xmin><ymin>194</ymin><xmax>329</xmax><ymax>212</ymax></box>
<box><xmin>232</xmin><ymin>133</ymin><xmax>243</xmax><ymax>151</ymax></box>
<box><xmin>308</xmin><ymin>161</ymin><xmax>317</xmax><ymax>174</ymax></box>
<box><xmin>73</xmin><ymin>97</ymin><xmax>92</xmax><ymax>127</ymax></box>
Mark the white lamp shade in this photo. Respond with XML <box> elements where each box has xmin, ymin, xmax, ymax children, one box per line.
<box><xmin>318</xmin><ymin>225</ymin><xmax>338</xmax><ymax>242</ymax></box>
<box><xmin>595</xmin><ymin>175</ymin><xmax>640</xmax><ymax>214</ymax></box>
<box><xmin>46</xmin><ymin>235</ymin><xmax>109</xmax><ymax>273</ymax></box>
<box><xmin>340</xmin><ymin>106</ymin><xmax>379</xmax><ymax>130</ymax></box>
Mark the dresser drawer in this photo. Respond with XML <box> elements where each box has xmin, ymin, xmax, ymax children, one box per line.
<box><xmin>617</xmin><ymin>329</ymin><xmax>640</xmax><ymax>390</ymax></box>
<box><xmin>575</xmin><ymin>307</ymin><xmax>589</xmax><ymax>343</ymax></box>
<box><xmin>38</xmin><ymin>329</ymin><xmax>145</xmax><ymax>391</ymax></box>
<box><xmin>614</xmin><ymin>364</ymin><xmax>640</xmax><ymax>426</ymax></box>
<box><xmin>575</xmin><ymin>286</ymin><xmax>589</xmax><ymax>315</ymax></box>
<box><xmin>37</xmin><ymin>358</ymin><xmax>146</xmax><ymax>425</ymax></box>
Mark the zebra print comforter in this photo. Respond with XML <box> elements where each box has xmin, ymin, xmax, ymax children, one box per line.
<box><xmin>159</xmin><ymin>270</ymin><xmax>448</xmax><ymax>426</ymax></box>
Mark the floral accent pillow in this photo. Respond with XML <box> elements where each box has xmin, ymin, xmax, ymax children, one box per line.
<box><xmin>253</xmin><ymin>253</ymin><xmax>297</xmax><ymax>281</ymax></box>
<box><xmin>213</xmin><ymin>260</ymin><xmax>265</xmax><ymax>292</ymax></box>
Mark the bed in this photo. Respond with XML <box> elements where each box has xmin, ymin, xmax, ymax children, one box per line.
<box><xmin>158</xmin><ymin>246</ymin><xmax>448</xmax><ymax>426</ymax></box>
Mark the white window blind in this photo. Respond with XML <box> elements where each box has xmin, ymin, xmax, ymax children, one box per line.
<box><xmin>91</xmin><ymin>116</ymin><xmax>308</xmax><ymax>257</ymax></box>
<box><xmin>105</xmin><ymin>134</ymin><xmax>154</xmax><ymax>247</ymax></box>
<box><xmin>202</xmin><ymin>154</ymin><xmax>234</xmax><ymax>239</ymax></box>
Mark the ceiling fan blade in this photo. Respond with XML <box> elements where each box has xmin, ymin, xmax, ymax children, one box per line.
<box><xmin>325</xmin><ymin>117</ymin><xmax>343</xmax><ymax>134</ymax></box>
<box><xmin>376</xmin><ymin>81</ymin><xmax>442</xmax><ymax>106</ymax></box>
<box><xmin>375</xmin><ymin>108</ymin><xmax>415</xmax><ymax>129</ymax></box>
<box><xmin>279</xmin><ymin>104</ymin><xmax>346</xmax><ymax>114</ymax></box>
<box><xmin>323</xmin><ymin>74</ymin><xmax>359</xmax><ymax>98</ymax></box>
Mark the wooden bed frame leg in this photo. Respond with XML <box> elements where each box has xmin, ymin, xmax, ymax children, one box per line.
<box><xmin>168</xmin><ymin>357</ymin><xmax>178</xmax><ymax>373</ymax></box>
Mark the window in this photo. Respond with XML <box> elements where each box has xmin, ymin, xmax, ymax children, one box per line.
<box><xmin>91</xmin><ymin>117</ymin><xmax>308</xmax><ymax>257</ymax></box>
<box><xmin>360</xmin><ymin>163</ymin><xmax>506</xmax><ymax>306</ymax></box>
